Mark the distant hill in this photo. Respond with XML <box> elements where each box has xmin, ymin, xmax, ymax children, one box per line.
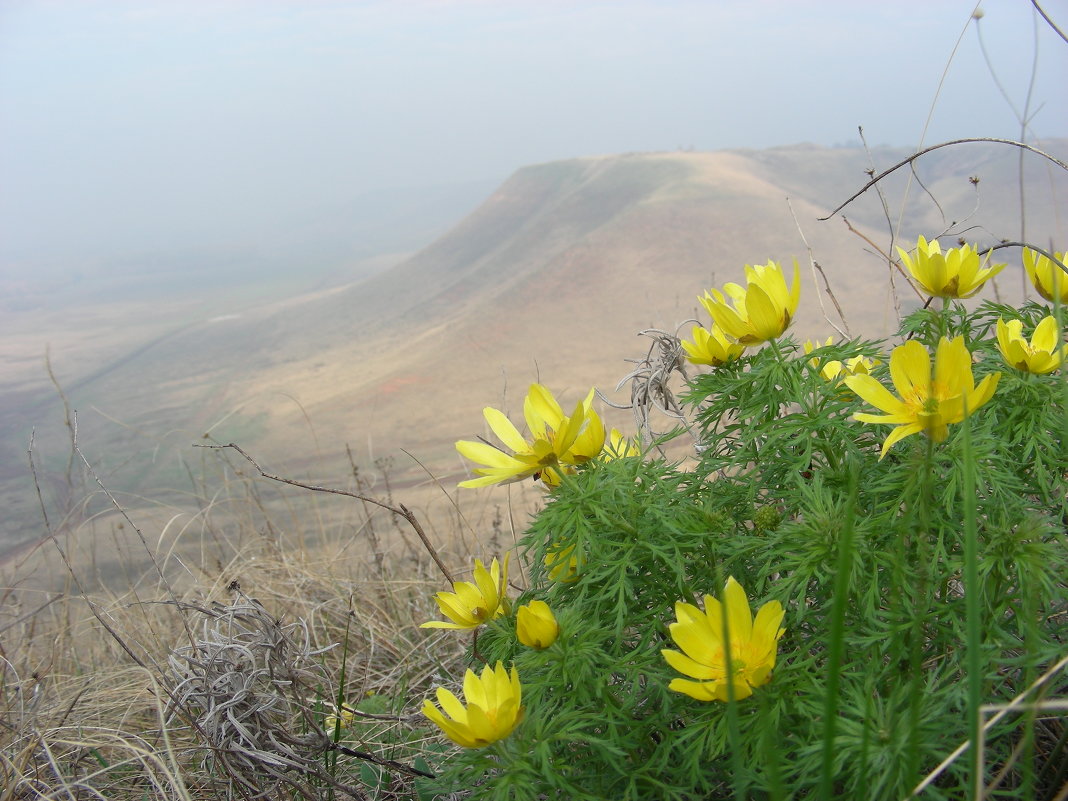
<box><xmin>2</xmin><ymin>140</ymin><xmax>1066</xmax><ymax>556</ymax></box>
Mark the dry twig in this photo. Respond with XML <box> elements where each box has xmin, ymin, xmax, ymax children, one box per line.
<box><xmin>604</xmin><ymin>325</ymin><xmax>698</xmax><ymax>449</ymax></box>
<box><xmin>199</xmin><ymin>443</ymin><xmax>454</xmax><ymax>585</ymax></box>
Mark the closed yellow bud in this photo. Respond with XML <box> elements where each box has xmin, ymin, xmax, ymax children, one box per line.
<box><xmin>516</xmin><ymin>600</ymin><xmax>559</xmax><ymax>649</ymax></box>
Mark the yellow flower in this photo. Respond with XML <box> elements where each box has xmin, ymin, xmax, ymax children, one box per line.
<box><xmin>544</xmin><ymin>542</ymin><xmax>581</xmax><ymax>582</ymax></box>
<box><xmin>421</xmin><ymin>555</ymin><xmax>509</xmax><ymax>630</ymax></box>
<box><xmin>699</xmin><ymin>259</ymin><xmax>801</xmax><ymax>344</ymax></box>
<box><xmin>455</xmin><ymin>384</ymin><xmax>605</xmax><ymax>488</ymax></box>
<box><xmin>844</xmin><ymin>336</ymin><xmax>1000</xmax><ymax>459</ymax></box>
<box><xmin>896</xmin><ymin>235</ymin><xmax>1005</xmax><ymax>299</ymax></box>
<box><xmin>525</xmin><ymin>384</ymin><xmax>605</xmax><ymax>465</ymax></box>
<box><xmin>680</xmin><ymin>324</ymin><xmax>746</xmax><ymax>366</ymax></box>
<box><xmin>1023</xmin><ymin>248</ymin><xmax>1068</xmax><ymax>304</ymax></box>
<box><xmin>602</xmin><ymin>428</ymin><xmax>640</xmax><ymax>460</ymax></box>
<box><xmin>996</xmin><ymin>317</ymin><xmax>1067</xmax><ymax>375</ymax></box>
<box><xmin>421</xmin><ymin>662</ymin><xmax>524</xmax><ymax>748</ymax></box>
<box><xmin>819</xmin><ymin>355</ymin><xmax>880</xmax><ymax>383</ymax></box>
<box><xmin>802</xmin><ymin>336</ymin><xmax>834</xmax><ymax>361</ymax></box>
<box><xmin>804</xmin><ymin>338</ymin><xmax>879</xmax><ymax>382</ymax></box>
<box><xmin>662</xmin><ymin>576</ymin><xmax>785</xmax><ymax>702</ymax></box>
<box><xmin>325</xmin><ymin>702</ymin><xmax>356</xmax><ymax>732</ymax></box>
<box><xmin>516</xmin><ymin>600</ymin><xmax>559</xmax><ymax>649</ymax></box>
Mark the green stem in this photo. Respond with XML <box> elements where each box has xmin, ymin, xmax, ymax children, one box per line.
<box><xmin>936</xmin><ymin>297</ymin><xmax>951</xmax><ymax>343</ymax></box>
<box><xmin>959</xmin><ymin>390</ymin><xmax>983</xmax><ymax>800</ymax></box>
<box><xmin>816</xmin><ymin>470</ymin><xmax>857</xmax><ymax>800</ymax></box>
<box><xmin>905</xmin><ymin>435</ymin><xmax>938</xmax><ymax>786</ymax></box>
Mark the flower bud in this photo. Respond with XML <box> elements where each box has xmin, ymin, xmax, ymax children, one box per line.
<box><xmin>516</xmin><ymin>600</ymin><xmax>559</xmax><ymax>649</ymax></box>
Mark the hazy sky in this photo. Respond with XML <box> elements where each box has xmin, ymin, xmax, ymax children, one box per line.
<box><xmin>1</xmin><ymin>0</ymin><xmax>1066</xmax><ymax>271</ymax></box>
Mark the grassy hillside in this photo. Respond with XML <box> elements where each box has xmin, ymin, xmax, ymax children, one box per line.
<box><xmin>2</xmin><ymin>141</ymin><xmax>1065</xmax><ymax>556</ymax></box>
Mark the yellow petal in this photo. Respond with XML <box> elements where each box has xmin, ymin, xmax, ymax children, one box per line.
<box><xmin>751</xmin><ymin>600</ymin><xmax>785</xmax><ymax>646</ymax></box>
<box><xmin>463</xmin><ymin>667</ymin><xmax>488</xmax><ymax>710</ymax></box>
<box><xmin>551</xmin><ymin>400</ymin><xmax>587</xmax><ymax>456</ymax></box>
<box><xmin>471</xmin><ymin>559</ymin><xmax>498</xmax><ymax>611</ymax></box>
<box><xmin>667</xmin><ymin>677</ymin><xmax>723</xmax><ymax>701</ymax></box>
<box><xmin>434</xmin><ymin>685</ymin><xmax>467</xmax><ymax>722</ymax></box>
<box><xmin>524</xmin><ymin>384</ymin><xmax>565</xmax><ymax>437</ymax></box>
<box><xmin>669</xmin><ymin>618</ymin><xmax>721</xmax><ymax>667</ymax></box>
<box><xmin>458</xmin><ymin>470</ymin><xmax>527</xmax><ymax>489</ymax></box>
<box><xmin>569</xmin><ymin>408</ymin><xmax>606</xmax><ymax>462</ymax></box>
<box><xmin>661</xmin><ymin>648</ymin><xmax>720</xmax><ymax>681</ymax></box>
<box><xmin>786</xmin><ymin>259</ymin><xmax>802</xmax><ymax>316</ymax></box>
<box><xmin>673</xmin><ymin>600</ymin><xmax>705</xmax><ymax>627</ymax></box>
<box><xmin>1032</xmin><ymin>316</ymin><xmax>1059</xmax><ymax>352</ymax></box>
<box><xmin>707</xmin><ymin>300</ymin><xmax>751</xmax><ymax>342</ymax></box>
<box><xmin>879</xmin><ymin>422</ymin><xmax>925</xmax><ymax>459</ymax></box>
<box><xmin>995</xmin><ymin>318</ymin><xmax>1017</xmax><ymax>359</ymax></box>
<box><xmin>483</xmin><ymin>407</ymin><xmax>529</xmax><ymax>453</ymax></box>
<box><xmin>721</xmin><ymin>576</ymin><xmax>754</xmax><ymax>644</ymax></box>
<box><xmin>420</xmin><ymin>619</ymin><xmax>470</xmax><ymax>629</ymax></box>
<box><xmin>934</xmin><ymin>336</ymin><xmax>972</xmax><ymax>395</ymax></box>
<box><xmin>890</xmin><ymin>339</ymin><xmax>931</xmax><ymax>399</ymax></box>
<box><xmin>744</xmin><ymin>283</ymin><xmax>786</xmax><ymax>341</ymax></box>
<box><xmin>965</xmin><ymin>372</ymin><xmax>1000</xmax><ymax>412</ymax></box>
<box><xmin>422</xmin><ymin>698</ymin><xmax>454</xmax><ymax>732</ymax></box>
<box><xmin>455</xmin><ymin>439</ymin><xmax>521</xmax><ymax>469</ymax></box>
<box><xmin>845</xmin><ymin>375</ymin><xmax>907</xmax><ymax>417</ymax></box>
<box><xmin>747</xmin><ymin>663</ymin><xmax>774</xmax><ymax>688</ymax></box>
<box><xmin>702</xmin><ymin>594</ymin><xmax>724</xmax><ymax>641</ymax></box>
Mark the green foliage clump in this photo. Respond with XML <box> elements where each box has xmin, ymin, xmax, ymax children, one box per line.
<box><xmin>423</xmin><ymin>297</ymin><xmax>1067</xmax><ymax>800</ymax></box>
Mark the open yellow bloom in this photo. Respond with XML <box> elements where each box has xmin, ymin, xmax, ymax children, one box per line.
<box><xmin>681</xmin><ymin>324</ymin><xmax>746</xmax><ymax>366</ymax></box>
<box><xmin>1023</xmin><ymin>248</ymin><xmax>1068</xmax><ymax>304</ymax></box>
<box><xmin>699</xmin><ymin>259</ymin><xmax>801</xmax><ymax>344</ymax></box>
<box><xmin>844</xmin><ymin>337</ymin><xmax>1000</xmax><ymax>459</ymax></box>
<box><xmin>516</xmin><ymin>600</ymin><xmax>559</xmax><ymax>649</ymax></box>
<box><xmin>662</xmin><ymin>577</ymin><xmax>785</xmax><ymax>702</ymax></box>
<box><xmin>422</xmin><ymin>662</ymin><xmax>524</xmax><ymax>748</ymax></box>
<box><xmin>421</xmin><ymin>555</ymin><xmax>509</xmax><ymax>630</ymax></box>
<box><xmin>896</xmin><ymin>235</ymin><xmax>1005</xmax><ymax>298</ymax></box>
<box><xmin>996</xmin><ymin>317</ymin><xmax>1067</xmax><ymax>375</ymax></box>
<box><xmin>455</xmin><ymin>384</ymin><xmax>605</xmax><ymax>488</ymax></box>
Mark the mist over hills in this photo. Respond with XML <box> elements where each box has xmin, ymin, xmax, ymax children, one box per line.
<box><xmin>0</xmin><ymin>179</ymin><xmax>498</xmax><ymax>313</ymax></box>
<box><xmin>2</xmin><ymin>140</ymin><xmax>1066</xmax><ymax>555</ymax></box>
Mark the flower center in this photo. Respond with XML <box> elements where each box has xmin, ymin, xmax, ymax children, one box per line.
<box><xmin>902</xmin><ymin>380</ymin><xmax>959</xmax><ymax>427</ymax></box>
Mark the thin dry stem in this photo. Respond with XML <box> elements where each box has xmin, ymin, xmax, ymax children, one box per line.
<box><xmin>200</xmin><ymin>442</ymin><xmax>454</xmax><ymax>585</ymax></box>
<box><xmin>786</xmin><ymin>196</ymin><xmax>849</xmax><ymax>338</ymax></box>
<box><xmin>821</xmin><ymin>138</ymin><xmax>1068</xmax><ymax>222</ymax></box>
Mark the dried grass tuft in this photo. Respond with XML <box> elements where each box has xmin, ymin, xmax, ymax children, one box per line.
<box><xmin>166</xmin><ymin>593</ymin><xmax>364</xmax><ymax>800</ymax></box>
